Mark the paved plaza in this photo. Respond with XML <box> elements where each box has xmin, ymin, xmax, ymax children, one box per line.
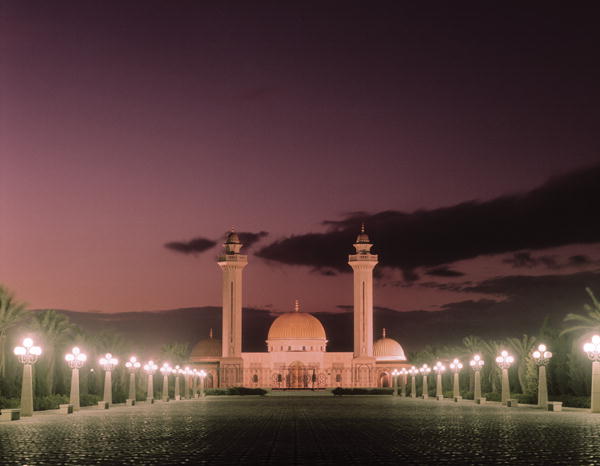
<box><xmin>1</xmin><ymin>396</ymin><xmax>600</xmax><ymax>465</ymax></box>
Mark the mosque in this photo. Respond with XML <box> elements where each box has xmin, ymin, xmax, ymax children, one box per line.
<box><xmin>189</xmin><ymin>227</ymin><xmax>409</xmax><ymax>389</ymax></box>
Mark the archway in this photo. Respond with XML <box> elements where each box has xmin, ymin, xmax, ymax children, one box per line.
<box><xmin>379</xmin><ymin>372</ymin><xmax>391</xmax><ymax>388</ymax></box>
<box><xmin>288</xmin><ymin>361</ymin><xmax>307</xmax><ymax>388</ymax></box>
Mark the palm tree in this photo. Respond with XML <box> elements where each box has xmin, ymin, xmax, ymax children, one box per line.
<box><xmin>507</xmin><ymin>334</ymin><xmax>537</xmax><ymax>393</ymax></box>
<box><xmin>161</xmin><ymin>342</ymin><xmax>190</xmax><ymax>365</ymax></box>
<box><xmin>462</xmin><ymin>335</ymin><xmax>483</xmax><ymax>391</ymax></box>
<box><xmin>481</xmin><ymin>339</ymin><xmax>503</xmax><ymax>393</ymax></box>
<box><xmin>561</xmin><ymin>288</ymin><xmax>600</xmax><ymax>336</ymax></box>
<box><xmin>0</xmin><ymin>286</ymin><xmax>27</xmax><ymax>378</ymax></box>
<box><xmin>31</xmin><ymin>310</ymin><xmax>76</xmax><ymax>394</ymax></box>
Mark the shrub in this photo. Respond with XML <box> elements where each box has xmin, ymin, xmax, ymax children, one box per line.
<box><xmin>332</xmin><ymin>388</ymin><xmax>393</xmax><ymax>396</ymax></box>
<box><xmin>205</xmin><ymin>389</ymin><xmax>228</xmax><ymax>396</ymax></box>
<box><xmin>549</xmin><ymin>395</ymin><xmax>590</xmax><ymax>408</ymax></box>
<box><xmin>34</xmin><ymin>394</ymin><xmax>69</xmax><ymax>411</ymax></box>
<box><xmin>227</xmin><ymin>387</ymin><xmax>267</xmax><ymax>396</ymax></box>
<box><xmin>484</xmin><ymin>392</ymin><xmax>501</xmax><ymax>402</ymax></box>
<box><xmin>80</xmin><ymin>393</ymin><xmax>102</xmax><ymax>407</ymax></box>
<box><xmin>0</xmin><ymin>397</ymin><xmax>20</xmax><ymax>409</ymax></box>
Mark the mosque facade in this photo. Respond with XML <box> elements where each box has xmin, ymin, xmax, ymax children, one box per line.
<box><xmin>189</xmin><ymin>228</ymin><xmax>409</xmax><ymax>389</ymax></box>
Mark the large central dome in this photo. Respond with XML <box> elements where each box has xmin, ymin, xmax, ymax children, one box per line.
<box><xmin>267</xmin><ymin>307</ymin><xmax>327</xmax><ymax>340</ymax></box>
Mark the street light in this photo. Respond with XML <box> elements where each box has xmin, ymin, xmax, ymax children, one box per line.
<box><xmin>143</xmin><ymin>360</ymin><xmax>158</xmax><ymax>403</ymax></box>
<box><xmin>173</xmin><ymin>365</ymin><xmax>181</xmax><ymax>400</ymax></box>
<box><xmin>65</xmin><ymin>346</ymin><xmax>87</xmax><ymax>410</ymax></box>
<box><xmin>495</xmin><ymin>350</ymin><xmax>514</xmax><ymax>404</ymax></box>
<box><xmin>160</xmin><ymin>363</ymin><xmax>171</xmax><ymax>401</ymax></box>
<box><xmin>125</xmin><ymin>356</ymin><xmax>141</xmax><ymax>405</ymax></box>
<box><xmin>399</xmin><ymin>368</ymin><xmax>407</xmax><ymax>397</ymax></box>
<box><xmin>408</xmin><ymin>366</ymin><xmax>418</xmax><ymax>398</ymax></box>
<box><xmin>99</xmin><ymin>353</ymin><xmax>118</xmax><ymax>405</ymax></box>
<box><xmin>433</xmin><ymin>361</ymin><xmax>446</xmax><ymax>399</ymax></box>
<box><xmin>199</xmin><ymin>369</ymin><xmax>207</xmax><ymax>397</ymax></box>
<box><xmin>469</xmin><ymin>354</ymin><xmax>485</xmax><ymax>401</ymax></box>
<box><xmin>450</xmin><ymin>358</ymin><xmax>463</xmax><ymax>400</ymax></box>
<box><xmin>183</xmin><ymin>367</ymin><xmax>192</xmax><ymax>399</ymax></box>
<box><xmin>14</xmin><ymin>337</ymin><xmax>42</xmax><ymax>417</ymax></box>
<box><xmin>392</xmin><ymin>369</ymin><xmax>399</xmax><ymax>396</ymax></box>
<box><xmin>532</xmin><ymin>343</ymin><xmax>552</xmax><ymax>408</ymax></box>
<box><xmin>420</xmin><ymin>364</ymin><xmax>431</xmax><ymax>399</ymax></box>
<box><xmin>583</xmin><ymin>335</ymin><xmax>600</xmax><ymax>413</ymax></box>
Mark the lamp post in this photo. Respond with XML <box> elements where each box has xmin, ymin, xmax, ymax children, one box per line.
<box><xmin>143</xmin><ymin>360</ymin><xmax>158</xmax><ymax>403</ymax></box>
<box><xmin>408</xmin><ymin>366</ymin><xmax>418</xmax><ymax>398</ymax></box>
<box><xmin>420</xmin><ymin>364</ymin><xmax>431</xmax><ymax>399</ymax></box>
<box><xmin>183</xmin><ymin>367</ymin><xmax>191</xmax><ymax>399</ymax></box>
<box><xmin>392</xmin><ymin>369</ymin><xmax>399</xmax><ymax>396</ymax></box>
<box><xmin>99</xmin><ymin>353</ymin><xmax>118</xmax><ymax>405</ymax></box>
<box><xmin>14</xmin><ymin>338</ymin><xmax>42</xmax><ymax>417</ymax></box>
<box><xmin>583</xmin><ymin>335</ymin><xmax>600</xmax><ymax>413</ymax></box>
<box><xmin>191</xmin><ymin>369</ymin><xmax>198</xmax><ymax>398</ymax></box>
<box><xmin>199</xmin><ymin>369</ymin><xmax>207</xmax><ymax>397</ymax></box>
<box><xmin>532</xmin><ymin>344</ymin><xmax>552</xmax><ymax>408</ymax></box>
<box><xmin>125</xmin><ymin>356</ymin><xmax>141</xmax><ymax>405</ymax></box>
<box><xmin>469</xmin><ymin>354</ymin><xmax>485</xmax><ymax>401</ymax></box>
<box><xmin>433</xmin><ymin>361</ymin><xmax>446</xmax><ymax>399</ymax></box>
<box><xmin>173</xmin><ymin>365</ymin><xmax>181</xmax><ymax>400</ymax></box>
<box><xmin>399</xmin><ymin>368</ymin><xmax>407</xmax><ymax>397</ymax></box>
<box><xmin>65</xmin><ymin>346</ymin><xmax>87</xmax><ymax>410</ymax></box>
<box><xmin>495</xmin><ymin>350</ymin><xmax>514</xmax><ymax>404</ymax></box>
<box><xmin>450</xmin><ymin>358</ymin><xmax>463</xmax><ymax>400</ymax></box>
<box><xmin>160</xmin><ymin>363</ymin><xmax>171</xmax><ymax>401</ymax></box>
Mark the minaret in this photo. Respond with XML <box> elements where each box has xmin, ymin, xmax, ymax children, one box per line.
<box><xmin>348</xmin><ymin>224</ymin><xmax>378</xmax><ymax>386</ymax></box>
<box><xmin>217</xmin><ymin>230</ymin><xmax>247</xmax><ymax>386</ymax></box>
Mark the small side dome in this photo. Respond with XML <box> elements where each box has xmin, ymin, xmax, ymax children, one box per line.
<box><xmin>190</xmin><ymin>329</ymin><xmax>222</xmax><ymax>359</ymax></box>
<box><xmin>373</xmin><ymin>329</ymin><xmax>406</xmax><ymax>361</ymax></box>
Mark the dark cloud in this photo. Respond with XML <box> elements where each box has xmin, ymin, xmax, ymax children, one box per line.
<box><xmin>569</xmin><ymin>255</ymin><xmax>592</xmax><ymax>266</ymax></box>
<box><xmin>425</xmin><ymin>266</ymin><xmax>465</xmax><ymax>277</ymax></box>
<box><xmin>164</xmin><ymin>237</ymin><xmax>217</xmax><ymax>255</ymax></box>
<box><xmin>236</xmin><ymin>231</ymin><xmax>269</xmax><ymax>249</ymax></box>
<box><xmin>503</xmin><ymin>252</ymin><xmax>558</xmax><ymax>269</ymax></box>
<box><xmin>504</xmin><ymin>252</ymin><xmax>594</xmax><ymax>270</ymax></box>
<box><xmin>257</xmin><ymin>164</ymin><xmax>600</xmax><ymax>276</ymax></box>
<box><xmin>462</xmin><ymin>270</ymin><xmax>600</xmax><ymax>298</ymax></box>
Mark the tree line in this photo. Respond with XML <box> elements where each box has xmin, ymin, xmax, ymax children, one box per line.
<box><xmin>0</xmin><ymin>285</ymin><xmax>191</xmax><ymax>409</ymax></box>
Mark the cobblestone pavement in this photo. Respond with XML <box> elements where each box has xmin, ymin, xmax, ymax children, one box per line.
<box><xmin>1</xmin><ymin>396</ymin><xmax>600</xmax><ymax>465</ymax></box>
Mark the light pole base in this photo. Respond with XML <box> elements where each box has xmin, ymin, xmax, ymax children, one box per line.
<box><xmin>436</xmin><ymin>395</ymin><xmax>444</xmax><ymax>401</ymax></box>
<box><xmin>454</xmin><ymin>396</ymin><xmax>463</xmax><ymax>402</ymax></box>
<box><xmin>146</xmin><ymin>397</ymin><xmax>154</xmax><ymax>404</ymax></box>
<box><xmin>97</xmin><ymin>401</ymin><xmax>109</xmax><ymax>409</ymax></box>
<box><xmin>421</xmin><ymin>394</ymin><xmax>429</xmax><ymax>400</ymax></box>
<box><xmin>476</xmin><ymin>397</ymin><xmax>486</xmax><ymax>405</ymax></box>
<box><xmin>126</xmin><ymin>399</ymin><xmax>136</xmax><ymax>406</ymax></box>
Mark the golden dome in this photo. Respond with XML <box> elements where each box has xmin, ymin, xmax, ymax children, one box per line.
<box><xmin>190</xmin><ymin>329</ymin><xmax>222</xmax><ymax>358</ymax></box>
<box><xmin>267</xmin><ymin>309</ymin><xmax>326</xmax><ymax>340</ymax></box>
<box><xmin>373</xmin><ymin>329</ymin><xmax>406</xmax><ymax>361</ymax></box>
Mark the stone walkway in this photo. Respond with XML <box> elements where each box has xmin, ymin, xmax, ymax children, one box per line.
<box><xmin>1</xmin><ymin>396</ymin><xmax>599</xmax><ymax>464</ymax></box>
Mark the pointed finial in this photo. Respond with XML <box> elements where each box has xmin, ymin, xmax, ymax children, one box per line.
<box><xmin>382</xmin><ymin>328</ymin><xmax>386</xmax><ymax>338</ymax></box>
<box><xmin>294</xmin><ymin>299</ymin><xmax>300</xmax><ymax>312</ymax></box>
<box><xmin>361</xmin><ymin>222</ymin><xmax>365</xmax><ymax>233</ymax></box>
<box><xmin>209</xmin><ymin>328</ymin><xmax>213</xmax><ymax>339</ymax></box>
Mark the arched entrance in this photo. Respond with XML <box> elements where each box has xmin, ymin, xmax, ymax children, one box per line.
<box><xmin>288</xmin><ymin>361</ymin><xmax>308</xmax><ymax>388</ymax></box>
<box><xmin>379</xmin><ymin>372</ymin><xmax>391</xmax><ymax>388</ymax></box>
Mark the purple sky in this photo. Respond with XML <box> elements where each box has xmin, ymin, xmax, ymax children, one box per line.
<box><xmin>1</xmin><ymin>2</ymin><xmax>599</xmax><ymax>316</ymax></box>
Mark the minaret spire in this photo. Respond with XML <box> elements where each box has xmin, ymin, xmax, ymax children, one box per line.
<box><xmin>294</xmin><ymin>299</ymin><xmax>300</xmax><ymax>312</ymax></box>
<box><xmin>382</xmin><ymin>328</ymin><xmax>386</xmax><ymax>338</ymax></box>
<box><xmin>209</xmin><ymin>328</ymin><xmax>213</xmax><ymax>339</ymax></box>
<box><xmin>218</xmin><ymin>228</ymin><xmax>248</xmax><ymax>387</ymax></box>
<box><xmin>349</xmin><ymin>224</ymin><xmax>378</xmax><ymax>387</ymax></box>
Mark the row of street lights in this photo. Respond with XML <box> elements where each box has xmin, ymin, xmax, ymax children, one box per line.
<box><xmin>12</xmin><ymin>338</ymin><xmax>208</xmax><ymax>416</ymax></box>
<box><xmin>11</xmin><ymin>335</ymin><xmax>600</xmax><ymax>415</ymax></box>
<box><xmin>392</xmin><ymin>346</ymin><xmax>556</xmax><ymax>408</ymax></box>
